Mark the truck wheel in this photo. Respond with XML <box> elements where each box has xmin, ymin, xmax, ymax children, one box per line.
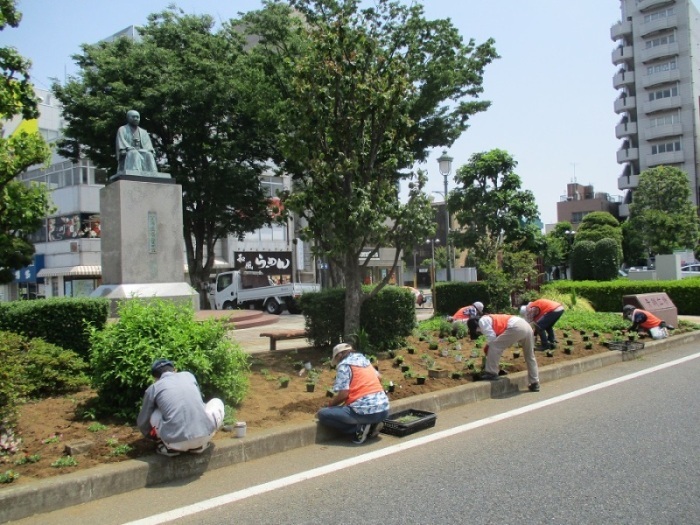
<box><xmin>264</xmin><ymin>300</ymin><xmax>281</xmax><ymax>315</ymax></box>
<box><xmin>223</xmin><ymin>301</ymin><xmax>237</xmax><ymax>310</ymax></box>
<box><xmin>286</xmin><ymin>299</ymin><xmax>302</xmax><ymax>315</ymax></box>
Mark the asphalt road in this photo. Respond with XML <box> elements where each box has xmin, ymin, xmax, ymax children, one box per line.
<box><xmin>18</xmin><ymin>338</ymin><xmax>700</xmax><ymax>525</ymax></box>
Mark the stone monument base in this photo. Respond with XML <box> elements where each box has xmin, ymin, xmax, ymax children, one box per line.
<box><xmin>91</xmin><ymin>282</ymin><xmax>199</xmax><ymax>317</ymax></box>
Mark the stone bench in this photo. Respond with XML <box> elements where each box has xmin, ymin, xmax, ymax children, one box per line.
<box><xmin>259</xmin><ymin>329</ymin><xmax>309</xmax><ymax>351</ymax></box>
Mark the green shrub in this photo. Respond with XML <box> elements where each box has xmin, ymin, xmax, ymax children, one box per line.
<box><xmin>544</xmin><ymin>279</ymin><xmax>700</xmax><ymax>314</ymax></box>
<box><xmin>299</xmin><ymin>286</ymin><xmax>415</xmax><ymax>352</ymax></box>
<box><xmin>593</xmin><ymin>238</ymin><xmax>621</xmax><ymax>281</ymax></box>
<box><xmin>571</xmin><ymin>240</ymin><xmax>596</xmax><ymax>281</ymax></box>
<box><xmin>0</xmin><ymin>331</ymin><xmax>88</xmax><ymax>426</ymax></box>
<box><xmin>0</xmin><ymin>298</ymin><xmax>109</xmax><ymax>360</ymax></box>
<box><xmin>433</xmin><ymin>280</ymin><xmax>506</xmax><ymax>316</ymax></box>
<box><xmin>89</xmin><ymin>299</ymin><xmax>250</xmax><ymax>421</ymax></box>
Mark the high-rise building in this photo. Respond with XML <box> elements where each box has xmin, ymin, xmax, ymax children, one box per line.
<box><xmin>611</xmin><ymin>0</ymin><xmax>700</xmax><ymax>217</ymax></box>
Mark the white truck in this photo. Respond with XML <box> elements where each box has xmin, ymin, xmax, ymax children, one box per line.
<box><xmin>208</xmin><ymin>270</ymin><xmax>320</xmax><ymax>314</ymax></box>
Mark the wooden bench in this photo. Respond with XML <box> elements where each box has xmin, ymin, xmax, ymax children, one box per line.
<box><xmin>259</xmin><ymin>329</ymin><xmax>309</xmax><ymax>351</ymax></box>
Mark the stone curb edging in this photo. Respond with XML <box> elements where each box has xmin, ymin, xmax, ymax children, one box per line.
<box><xmin>2</xmin><ymin>332</ymin><xmax>698</xmax><ymax>523</ymax></box>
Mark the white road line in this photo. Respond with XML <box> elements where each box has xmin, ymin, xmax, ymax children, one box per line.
<box><xmin>124</xmin><ymin>351</ymin><xmax>700</xmax><ymax>525</ymax></box>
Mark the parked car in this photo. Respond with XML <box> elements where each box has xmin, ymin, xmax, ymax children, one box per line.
<box><xmin>681</xmin><ymin>263</ymin><xmax>700</xmax><ymax>278</ymax></box>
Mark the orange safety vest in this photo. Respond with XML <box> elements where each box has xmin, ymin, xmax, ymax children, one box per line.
<box><xmin>489</xmin><ymin>314</ymin><xmax>511</xmax><ymax>336</ymax></box>
<box><xmin>346</xmin><ymin>364</ymin><xmax>384</xmax><ymax>405</ymax></box>
<box><xmin>452</xmin><ymin>305</ymin><xmax>477</xmax><ymax>321</ymax></box>
<box><xmin>635</xmin><ymin>309</ymin><xmax>663</xmax><ymax>330</ymax></box>
<box><xmin>529</xmin><ymin>299</ymin><xmax>562</xmax><ymax>323</ymax></box>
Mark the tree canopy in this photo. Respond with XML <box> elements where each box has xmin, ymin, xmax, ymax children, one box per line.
<box><xmin>449</xmin><ymin>149</ymin><xmax>540</xmax><ymax>268</ymax></box>
<box><xmin>0</xmin><ymin>0</ymin><xmax>52</xmax><ymax>284</ymax></box>
<box><xmin>628</xmin><ymin>166</ymin><xmax>700</xmax><ymax>256</ymax></box>
<box><xmin>242</xmin><ymin>0</ymin><xmax>498</xmax><ymax>337</ymax></box>
<box><xmin>53</xmin><ymin>7</ymin><xmax>282</xmax><ymax>303</ymax></box>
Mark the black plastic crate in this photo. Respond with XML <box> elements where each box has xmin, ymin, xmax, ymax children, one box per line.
<box><xmin>381</xmin><ymin>409</ymin><xmax>436</xmax><ymax>437</ymax></box>
<box><xmin>608</xmin><ymin>341</ymin><xmax>645</xmax><ymax>352</ymax></box>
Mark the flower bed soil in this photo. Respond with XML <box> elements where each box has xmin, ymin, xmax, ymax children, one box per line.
<box><xmin>0</xmin><ymin>328</ymin><xmax>670</xmax><ymax>486</ymax></box>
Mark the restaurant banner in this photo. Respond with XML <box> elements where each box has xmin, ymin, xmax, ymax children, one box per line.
<box><xmin>233</xmin><ymin>251</ymin><xmax>292</xmax><ymax>276</ymax></box>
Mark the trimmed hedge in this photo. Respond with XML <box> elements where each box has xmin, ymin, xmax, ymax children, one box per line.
<box><xmin>543</xmin><ymin>279</ymin><xmax>700</xmax><ymax>314</ymax></box>
<box><xmin>299</xmin><ymin>285</ymin><xmax>415</xmax><ymax>352</ymax></box>
<box><xmin>0</xmin><ymin>298</ymin><xmax>109</xmax><ymax>360</ymax></box>
<box><xmin>433</xmin><ymin>281</ymin><xmax>508</xmax><ymax>316</ymax></box>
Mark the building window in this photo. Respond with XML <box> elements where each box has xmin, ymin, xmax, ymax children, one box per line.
<box><xmin>645</xmin><ymin>32</ymin><xmax>675</xmax><ymax>48</ymax></box>
<box><xmin>646</xmin><ymin>59</ymin><xmax>676</xmax><ymax>76</ymax></box>
<box><xmin>649</xmin><ymin>111</ymin><xmax>681</xmax><ymax>127</ymax></box>
<box><xmin>571</xmin><ymin>212</ymin><xmax>587</xmax><ymax>223</ymax></box>
<box><xmin>644</xmin><ymin>7</ymin><xmax>675</xmax><ymax>24</ymax></box>
<box><xmin>651</xmin><ymin>140</ymin><xmax>682</xmax><ymax>155</ymax></box>
<box><xmin>648</xmin><ymin>84</ymin><xmax>679</xmax><ymax>101</ymax></box>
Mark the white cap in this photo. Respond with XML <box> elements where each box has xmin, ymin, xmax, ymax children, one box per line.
<box><xmin>473</xmin><ymin>301</ymin><xmax>484</xmax><ymax>313</ymax></box>
<box><xmin>519</xmin><ymin>305</ymin><xmax>528</xmax><ymax>318</ymax></box>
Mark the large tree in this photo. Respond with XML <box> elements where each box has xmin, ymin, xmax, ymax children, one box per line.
<box><xmin>628</xmin><ymin>166</ymin><xmax>700</xmax><ymax>255</ymax></box>
<box><xmin>0</xmin><ymin>0</ymin><xmax>52</xmax><ymax>284</ymax></box>
<box><xmin>243</xmin><ymin>0</ymin><xmax>498</xmax><ymax>338</ymax></box>
<box><xmin>449</xmin><ymin>149</ymin><xmax>540</xmax><ymax>269</ymax></box>
<box><xmin>53</xmin><ymin>8</ymin><xmax>282</xmax><ymax>304</ymax></box>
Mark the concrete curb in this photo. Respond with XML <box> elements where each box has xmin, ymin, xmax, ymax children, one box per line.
<box><xmin>2</xmin><ymin>331</ymin><xmax>699</xmax><ymax>523</ymax></box>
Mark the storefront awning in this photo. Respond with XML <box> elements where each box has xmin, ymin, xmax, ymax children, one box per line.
<box><xmin>37</xmin><ymin>265</ymin><xmax>102</xmax><ymax>278</ymax></box>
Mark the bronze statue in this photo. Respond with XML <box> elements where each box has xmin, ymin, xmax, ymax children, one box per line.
<box><xmin>116</xmin><ymin>110</ymin><xmax>158</xmax><ymax>174</ymax></box>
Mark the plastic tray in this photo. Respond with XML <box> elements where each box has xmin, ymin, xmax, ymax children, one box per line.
<box><xmin>608</xmin><ymin>341</ymin><xmax>645</xmax><ymax>352</ymax></box>
<box><xmin>381</xmin><ymin>409</ymin><xmax>436</xmax><ymax>437</ymax></box>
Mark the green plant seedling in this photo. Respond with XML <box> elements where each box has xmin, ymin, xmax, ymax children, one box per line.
<box><xmin>0</xmin><ymin>470</ymin><xmax>19</xmax><ymax>483</ymax></box>
<box><xmin>87</xmin><ymin>423</ymin><xmax>108</xmax><ymax>433</ymax></box>
<box><xmin>50</xmin><ymin>456</ymin><xmax>77</xmax><ymax>468</ymax></box>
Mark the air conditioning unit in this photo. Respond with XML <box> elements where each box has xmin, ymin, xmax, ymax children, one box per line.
<box><xmin>70</xmin><ymin>241</ymin><xmax>79</xmax><ymax>253</ymax></box>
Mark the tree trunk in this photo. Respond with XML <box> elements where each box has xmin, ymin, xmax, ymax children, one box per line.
<box><xmin>343</xmin><ymin>253</ymin><xmax>363</xmax><ymax>342</ymax></box>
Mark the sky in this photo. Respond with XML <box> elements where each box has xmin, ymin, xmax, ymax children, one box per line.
<box><xmin>2</xmin><ymin>0</ymin><xmax>623</xmax><ymax>226</ymax></box>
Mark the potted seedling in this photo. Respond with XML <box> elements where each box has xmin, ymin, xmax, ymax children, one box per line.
<box><xmin>383</xmin><ymin>380</ymin><xmax>395</xmax><ymax>393</ymax></box>
<box><xmin>545</xmin><ymin>349</ymin><xmax>555</xmax><ymax>357</ymax></box>
<box><xmin>306</xmin><ymin>369</ymin><xmax>319</xmax><ymax>392</ymax></box>
<box><xmin>566</xmin><ymin>338</ymin><xmax>574</xmax><ymax>346</ymax></box>
<box><xmin>401</xmin><ymin>364</ymin><xmax>410</xmax><ymax>373</ymax></box>
<box><xmin>512</xmin><ymin>350</ymin><xmax>521</xmax><ymax>359</ymax></box>
<box><xmin>278</xmin><ymin>375</ymin><xmax>290</xmax><ymax>388</ymax></box>
<box><xmin>584</xmin><ymin>342</ymin><xmax>593</xmax><ymax>350</ymax></box>
<box><xmin>416</xmin><ymin>375</ymin><xmax>426</xmax><ymax>385</ymax></box>
<box><xmin>326</xmin><ymin>388</ymin><xmax>335</xmax><ymax>398</ymax></box>
<box><xmin>451</xmin><ymin>371</ymin><xmax>463</xmax><ymax>380</ymax></box>
<box><xmin>394</xmin><ymin>355</ymin><xmax>404</xmax><ymax>366</ymax></box>
<box><xmin>564</xmin><ymin>346</ymin><xmax>573</xmax><ymax>355</ymax></box>
<box><xmin>407</xmin><ymin>346</ymin><xmax>416</xmax><ymax>355</ymax></box>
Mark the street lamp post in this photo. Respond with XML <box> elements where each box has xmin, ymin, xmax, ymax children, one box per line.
<box><xmin>426</xmin><ymin>238</ymin><xmax>440</xmax><ymax>305</ymax></box>
<box><xmin>437</xmin><ymin>150</ymin><xmax>454</xmax><ymax>282</ymax></box>
<box><xmin>564</xmin><ymin>230</ymin><xmax>576</xmax><ymax>279</ymax></box>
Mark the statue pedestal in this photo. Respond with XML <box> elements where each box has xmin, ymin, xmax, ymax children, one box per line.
<box><xmin>91</xmin><ymin>177</ymin><xmax>198</xmax><ymax>315</ymax></box>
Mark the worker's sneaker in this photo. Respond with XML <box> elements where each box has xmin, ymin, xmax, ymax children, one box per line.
<box><xmin>188</xmin><ymin>443</ymin><xmax>210</xmax><ymax>454</ymax></box>
<box><xmin>477</xmin><ymin>371</ymin><xmax>499</xmax><ymax>381</ymax></box>
<box><xmin>156</xmin><ymin>443</ymin><xmax>181</xmax><ymax>457</ymax></box>
<box><xmin>528</xmin><ymin>382</ymin><xmax>540</xmax><ymax>393</ymax></box>
<box><xmin>352</xmin><ymin>424</ymin><xmax>371</xmax><ymax>444</ymax></box>
<box><xmin>368</xmin><ymin>422</ymin><xmax>384</xmax><ymax>439</ymax></box>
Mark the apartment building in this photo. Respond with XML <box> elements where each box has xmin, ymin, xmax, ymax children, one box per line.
<box><xmin>556</xmin><ymin>183</ymin><xmax>622</xmax><ymax>227</ymax></box>
<box><xmin>611</xmin><ymin>0</ymin><xmax>700</xmax><ymax>217</ymax></box>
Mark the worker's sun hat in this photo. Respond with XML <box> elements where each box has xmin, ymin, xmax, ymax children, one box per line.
<box><xmin>151</xmin><ymin>358</ymin><xmax>175</xmax><ymax>375</ymax></box>
<box><xmin>331</xmin><ymin>343</ymin><xmax>353</xmax><ymax>366</ymax></box>
<box><xmin>473</xmin><ymin>301</ymin><xmax>484</xmax><ymax>313</ymax></box>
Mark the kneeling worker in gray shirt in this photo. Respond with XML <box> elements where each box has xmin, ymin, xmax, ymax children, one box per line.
<box><xmin>137</xmin><ymin>358</ymin><xmax>224</xmax><ymax>456</ymax></box>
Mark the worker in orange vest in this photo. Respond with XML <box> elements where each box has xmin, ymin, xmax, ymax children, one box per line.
<box><xmin>467</xmin><ymin>314</ymin><xmax>540</xmax><ymax>392</ymax></box>
<box><xmin>521</xmin><ymin>298</ymin><xmax>565</xmax><ymax>350</ymax></box>
<box><xmin>623</xmin><ymin>305</ymin><xmax>671</xmax><ymax>339</ymax></box>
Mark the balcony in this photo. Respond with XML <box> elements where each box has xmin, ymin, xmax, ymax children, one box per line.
<box><xmin>617</xmin><ymin>148</ymin><xmax>639</xmax><ymax>163</ymax></box>
<box><xmin>640</xmin><ymin>14</ymin><xmax>678</xmax><ymax>37</ymax></box>
<box><xmin>638</xmin><ymin>0</ymin><xmax>676</xmax><ymax>13</ymax></box>
<box><xmin>611</xmin><ymin>20</ymin><xmax>633</xmax><ymax>41</ymax></box>
<box><xmin>614</xmin><ymin>95</ymin><xmax>637</xmax><ymax>113</ymax></box>
<box><xmin>613</xmin><ymin>70</ymin><xmax>635</xmax><ymax>89</ymax></box>
<box><xmin>615</xmin><ymin>120</ymin><xmax>638</xmax><ymax>138</ymax></box>
<box><xmin>647</xmin><ymin>150</ymin><xmax>684</xmax><ymax>166</ymax></box>
<box><xmin>612</xmin><ymin>45</ymin><xmax>635</xmax><ymax>65</ymax></box>
<box><xmin>643</xmin><ymin>122</ymin><xmax>683</xmax><ymax>140</ymax></box>
<box><xmin>643</xmin><ymin>95</ymin><xmax>681</xmax><ymax>114</ymax></box>
<box><xmin>617</xmin><ymin>173</ymin><xmax>640</xmax><ymax>190</ymax></box>
<box><xmin>641</xmin><ymin>67</ymin><xmax>680</xmax><ymax>88</ymax></box>
<box><xmin>640</xmin><ymin>42</ymin><xmax>679</xmax><ymax>63</ymax></box>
